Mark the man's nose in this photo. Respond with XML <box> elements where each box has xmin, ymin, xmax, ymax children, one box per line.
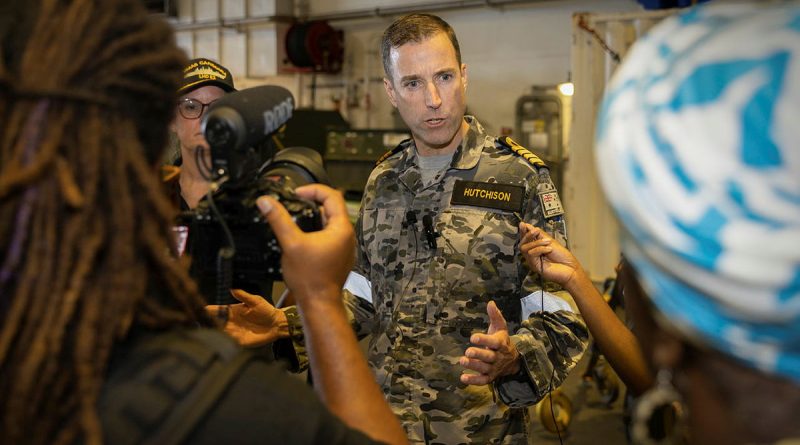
<box><xmin>425</xmin><ymin>83</ymin><xmax>442</xmax><ymax>109</ymax></box>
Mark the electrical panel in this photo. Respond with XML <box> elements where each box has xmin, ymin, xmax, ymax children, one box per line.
<box><xmin>325</xmin><ymin>130</ymin><xmax>410</xmax><ymax>194</ymax></box>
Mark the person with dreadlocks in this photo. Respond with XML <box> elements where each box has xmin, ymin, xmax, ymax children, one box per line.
<box><xmin>0</xmin><ymin>1</ymin><xmax>407</xmax><ymax>445</ymax></box>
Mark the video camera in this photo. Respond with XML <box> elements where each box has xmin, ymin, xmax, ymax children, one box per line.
<box><xmin>182</xmin><ymin>86</ymin><xmax>329</xmax><ymax>305</ymax></box>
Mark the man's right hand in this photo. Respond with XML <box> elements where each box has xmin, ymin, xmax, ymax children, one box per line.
<box><xmin>206</xmin><ymin>289</ymin><xmax>288</xmax><ymax>347</ymax></box>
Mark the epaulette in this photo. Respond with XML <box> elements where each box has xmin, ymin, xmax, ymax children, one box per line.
<box><xmin>496</xmin><ymin>136</ymin><xmax>546</xmax><ymax>169</ymax></box>
<box><xmin>375</xmin><ymin>138</ymin><xmax>411</xmax><ymax>166</ymax></box>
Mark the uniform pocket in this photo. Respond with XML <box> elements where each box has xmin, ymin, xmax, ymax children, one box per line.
<box><xmin>361</xmin><ymin>207</ymin><xmax>406</xmax><ymax>285</ymax></box>
<box><xmin>430</xmin><ymin>208</ymin><xmax>523</xmax><ymax>326</ymax></box>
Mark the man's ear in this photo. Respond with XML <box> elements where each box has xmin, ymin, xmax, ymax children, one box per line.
<box><xmin>461</xmin><ymin>63</ymin><xmax>468</xmax><ymax>91</ymax></box>
<box><xmin>383</xmin><ymin>77</ymin><xmax>398</xmax><ymax>108</ymax></box>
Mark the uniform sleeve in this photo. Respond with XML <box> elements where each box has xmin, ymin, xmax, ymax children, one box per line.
<box><xmin>342</xmin><ymin>199</ymin><xmax>379</xmax><ymax>339</ymax></box>
<box><xmin>493</xmin><ymin>167</ymin><xmax>589</xmax><ymax>407</ymax></box>
<box><xmin>278</xmin><ymin>201</ymin><xmax>378</xmax><ymax>371</ymax></box>
<box><xmin>281</xmin><ymin>305</ymin><xmax>308</xmax><ymax>372</ymax></box>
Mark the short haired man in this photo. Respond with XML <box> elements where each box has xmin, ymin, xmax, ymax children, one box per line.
<box><xmin>343</xmin><ymin>13</ymin><xmax>588</xmax><ymax>443</ymax></box>
<box><xmin>217</xmin><ymin>13</ymin><xmax>589</xmax><ymax>444</ymax></box>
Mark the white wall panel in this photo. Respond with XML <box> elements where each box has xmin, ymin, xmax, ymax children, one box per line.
<box><xmin>223</xmin><ymin>0</ymin><xmax>246</xmax><ymax>19</ymax></box>
<box><xmin>565</xmin><ymin>9</ymin><xmax>678</xmax><ymax>281</ymax></box>
<box><xmin>195</xmin><ymin>0</ymin><xmax>219</xmax><ymax>21</ymax></box>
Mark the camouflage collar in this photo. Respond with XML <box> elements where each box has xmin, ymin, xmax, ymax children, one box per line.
<box><xmin>390</xmin><ymin>116</ymin><xmax>489</xmax><ymax>192</ymax></box>
<box><xmin>450</xmin><ymin>115</ymin><xmax>487</xmax><ymax>170</ymax></box>
<box><xmin>399</xmin><ymin>115</ymin><xmax>487</xmax><ymax>171</ymax></box>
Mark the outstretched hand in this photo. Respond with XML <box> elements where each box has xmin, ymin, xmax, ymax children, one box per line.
<box><xmin>519</xmin><ymin>222</ymin><xmax>584</xmax><ymax>288</ymax></box>
<box><xmin>206</xmin><ymin>289</ymin><xmax>288</xmax><ymax>347</ymax></box>
<box><xmin>460</xmin><ymin>301</ymin><xmax>521</xmax><ymax>386</ymax></box>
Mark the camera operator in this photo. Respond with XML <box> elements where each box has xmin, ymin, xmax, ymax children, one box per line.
<box><xmin>167</xmin><ymin>60</ymin><xmax>305</xmax><ymax>365</ymax></box>
<box><xmin>166</xmin><ymin>57</ymin><xmax>236</xmax><ymax>210</ymax></box>
<box><xmin>0</xmin><ymin>1</ymin><xmax>406</xmax><ymax>444</ymax></box>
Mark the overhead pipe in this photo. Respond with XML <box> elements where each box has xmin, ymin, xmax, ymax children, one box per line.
<box><xmin>306</xmin><ymin>0</ymin><xmax>563</xmax><ymax>22</ymax></box>
<box><xmin>170</xmin><ymin>0</ymin><xmax>562</xmax><ymax>31</ymax></box>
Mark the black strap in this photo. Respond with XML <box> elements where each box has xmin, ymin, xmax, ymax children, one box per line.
<box><xmin>101</xmin><ymin>329</ymin><xmax>254</xmax><ymax>445</ymax></box>
<box><xmin>143</xmin><ymin>342</ymin><xmax>252</xmax><ymax>445</ymax></box>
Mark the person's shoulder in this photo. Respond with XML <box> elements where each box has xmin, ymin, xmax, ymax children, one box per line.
<box><xmin>493</xmin><ymin>136</ymin><xmax>547</xmax><ymax>170</ymax></box>
<box><xmin>375</xmin><ymin>137</ymin><xmax>414</xmax><ymax>166</ymax></box>
<box><xmin>100</xmin><ymin>328</ymin><xmax>260</xmax><ymax>443</ymax></box>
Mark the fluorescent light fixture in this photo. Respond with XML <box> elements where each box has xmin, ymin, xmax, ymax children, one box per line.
<box><xmin>558</xmin><ymin>81</ymin><xmax>574</xmax><ymax>96</ymax></box>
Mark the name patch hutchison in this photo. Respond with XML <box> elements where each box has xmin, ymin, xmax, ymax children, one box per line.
<box><xmin>451</xmin><ymin>180</ymin><xmax>524</xmax><ymax>212</ymax></box>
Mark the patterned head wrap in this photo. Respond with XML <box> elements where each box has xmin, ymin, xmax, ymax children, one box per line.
<box><xmin>596</xmin><ymin>3</ymin><xmax>800</xmax><ymax>381</ymax></box>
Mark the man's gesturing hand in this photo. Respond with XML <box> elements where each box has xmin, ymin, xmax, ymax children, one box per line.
<box><xmin>206</xmin><ymin>289</ymin><xmax>288</xmax><ymax>347</ymax></box>
<box><xmin>460</xmin><ymin>301</ymin><xmax>522</xmax><ymax>386</ymax></box>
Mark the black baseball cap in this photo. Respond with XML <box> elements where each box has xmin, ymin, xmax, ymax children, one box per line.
<box><xmin>178</xmin><ymin>58</ymin><xmax>236</xmax><ymax>94</ymax></box>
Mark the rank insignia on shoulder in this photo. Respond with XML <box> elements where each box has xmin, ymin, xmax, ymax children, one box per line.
<box><xmin>375</xmin><ymin>139</ymin><xmax>411</xmax><ymax>166</ymax></box>
<box><xmin>496</xmin><ymin>136</ymin><xmax>546</xmax><ymax>169</ymax></box>
<box><xmin>450</xmin><ymin>180</ymin><xmax>525</xmax><ymax>213</ymax></box>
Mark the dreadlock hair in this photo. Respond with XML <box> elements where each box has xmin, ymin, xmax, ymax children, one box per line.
<box><xmin>0</xmin><ymin>1</ymin><xmax>214</xmax><ymax>444</ymax></box>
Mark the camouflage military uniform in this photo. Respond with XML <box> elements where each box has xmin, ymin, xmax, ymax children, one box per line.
<box><xmin>339</xmin><ymin>116</ymin><xmax>588</xmax><ymax>444</ymax></box>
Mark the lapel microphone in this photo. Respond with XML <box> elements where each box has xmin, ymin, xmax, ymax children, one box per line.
<box><xmin>405</xmin><ymin>210</ymin><xmax>418</xmax><ymax>228</ymax></box>
<box><xmin>422</xmin><ymin>214</ymin><xmax>441</xmax><ymax>249</ymax></box>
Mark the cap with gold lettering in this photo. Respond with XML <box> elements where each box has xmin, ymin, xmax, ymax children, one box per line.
<box><xmin>178</xmin><ymin>58</ymin><xmax>236</xmax><ymax>94</ymax></box>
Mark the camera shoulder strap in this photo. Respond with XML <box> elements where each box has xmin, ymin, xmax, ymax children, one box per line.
<box><xmin>101</xmin><ymin>329</ymin><xmax>254</xmax><ymax>445</ymax></box>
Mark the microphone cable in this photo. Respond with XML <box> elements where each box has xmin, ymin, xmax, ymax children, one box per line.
<box><xmin>204</xmin><ymin>177</ymin><xmax>236</xmax><ymax>310</ymax></box>
<box><xmin>516</xmin><ymin>210</ymin><xmax>564</xmax><ymax>445</ymax></box>
<box><xmin>397</xmin><ymin>207</ymin><xmax>421</xmax><ymax>316</ymax></box>
<box><xmin>194</xmin><ymin>144</ymin><xmax>215</xmax><ymax>182</ymax></box>
<box><xmin>539</xmin><ymin>251</ymin><xmax>564</xmax><ymax>445</ymax></box>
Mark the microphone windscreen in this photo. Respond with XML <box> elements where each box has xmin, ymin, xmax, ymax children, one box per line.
<box><xmin>203</xmin><ymin>85</ymin><xmax>294</xmax><ymax>152</ymax></box>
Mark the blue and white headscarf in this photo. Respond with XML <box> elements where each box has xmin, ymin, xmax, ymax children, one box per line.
<box><xmin>596</xmin><ymin>3</ymin><xmax>800</xmax><ymax>382</ymax></box>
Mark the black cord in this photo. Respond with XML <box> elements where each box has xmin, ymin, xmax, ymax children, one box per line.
<box><xmin>540</xmin><ymin>254</ymin><xmax>564</xmax><ymax>445</ymax></box>
<box><xmin>195</xmin><ymin>145</ymin><xmax>215</xmax><ymax>181</ymax></box>
<box><xmin>206</xmin><ymin>188</ymin><xmax>235</xmax><ymax>252</ymax></box>
<box><xmin>397</xmin><ymin>210</ymin><xmax>421</xmax><ymax>317</ymax></box>
<box><xmin>206</xmin><ymin>187</ymin><xmax>236</xmax><ymax>307</ymax></box>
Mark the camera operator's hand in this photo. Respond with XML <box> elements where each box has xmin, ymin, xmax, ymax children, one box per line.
<box><xmin>255</xmin><ymin>185</ymin><xmax>407</xmax><ymax>445</ymax></box>
<box><xmin>206</xmin><ymin>289</ymin><xmax>288</xmax><ymax>347</ymax></box>
<box><xmin>255</xmin><ymin>184</ymin><xmax>355</xmax><ymax>303</ymax></box>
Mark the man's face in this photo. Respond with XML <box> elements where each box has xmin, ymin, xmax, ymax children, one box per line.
<box><xmin>383</xmin><ymin>32</ymin><xmax>468</xmax><ymax>156</ymax></box>
<box><xmin>171</xmin><ymin>85</ymin><xmax>226</xmax><ymax>154</ymax></box>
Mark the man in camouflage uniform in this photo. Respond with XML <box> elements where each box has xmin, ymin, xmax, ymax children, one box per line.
<box><xmin>339</xmin><ymin>13</ymin><xmax>589</xmax><ymax>444</ymax></box>
<box><xmin>216</xmin><ymin>12</ymin><xmax>588</xmax><ymax>444</ymax></box>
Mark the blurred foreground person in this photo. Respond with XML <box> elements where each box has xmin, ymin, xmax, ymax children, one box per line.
<box><xmin>522</xmin><ymin>3</ymin><xmax>800</xmax><ymax>444</ymax></box>
<box><xmin>0</xmin><ymin>1</ymin><xmax>406</xmax><ymax>444</ymax></box>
